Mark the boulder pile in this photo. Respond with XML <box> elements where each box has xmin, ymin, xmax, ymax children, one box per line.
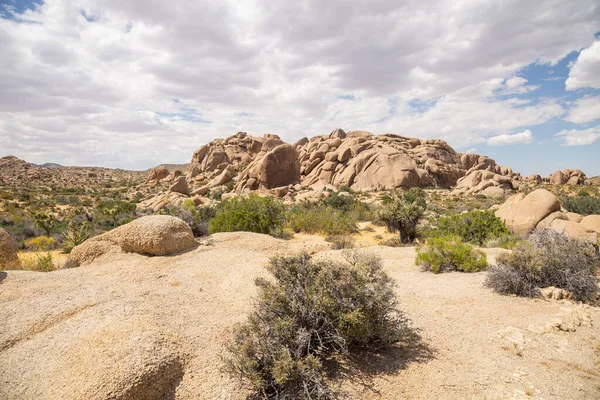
<box><xmin>136</xmin><ymin>128</ymin><xmax>591</xmax><ymax>211</ymax></box>
<box><xmin>138</xmin><ymin>129</ymin><xmax>530</xmax><ymax>210</ymax></box>
<box><xmin>495</xmin><ymin>189</ymin><xmax>600</xmax><ymax>242</ymax></box>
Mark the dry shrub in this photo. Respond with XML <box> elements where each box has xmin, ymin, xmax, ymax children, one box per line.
<box><xmin>223</xmin><ymin>251</ymin><xmax>407</xmax><ymax>399</ymax></box>
<box><xmin>325</xmin><ymin>235</ymin><xmax>355</xmax><ymax>250</ymax></box>
<box><xmin>485</xmin><ymin>229</ymin><xmax>599</xmax><ymax>302</ymax></box>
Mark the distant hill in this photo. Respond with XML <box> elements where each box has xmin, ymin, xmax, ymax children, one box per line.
<box><xmin>40</xmin><ymin>163</ymin><xmax>64</xmax><ymax>169</ymax></box>
<box><xmin>0</xmin><ymin>155</ymin><xmax>147</xmax><ymax>190</ymax></box>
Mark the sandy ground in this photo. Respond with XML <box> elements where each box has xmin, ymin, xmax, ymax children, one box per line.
<box><xmin>1</xmin><ymin>232</ymin><xmax>599</xmax><ymax>399</ymax></box>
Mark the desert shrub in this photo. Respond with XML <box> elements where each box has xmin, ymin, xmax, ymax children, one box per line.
<box><xmin>378</xmin><ymin>197</ymin><xmax>424</xmax><ymax>243</ymax></box>
<box><xmin>160</xmin><ymin>200</ymin><xmax>216</xmax><ymax>237</ymax></box>
<box><xmin>22</xmin><ymin>252</ymin><xmax>55</xmax><ymax>272</ymax></box>
<box><xmin>325</xmin><ymin>234</ymin><xmax>356</xmax><ymax>249</ymax></box>
<box><xmin>380</xmin><ymin>237</ymin><xmax>406</xmax><ymax>247</ymax></box>
<box><xmin>402</xmin><ymin>187</ymin><xmax>427</xmax><ymax>209</ymax></box>
<box><xmin>485</xmin><ymin>229</ymin><xmax>599</xmax><ymax>302</ymax></box>
<box><xmin>560</xmin><ymin>195</ymin><xmax>600</xmax><ymax>216</ymax></box>
<box><xmin>484</xmin><ymin>232</ymin><xmax>522</xmax><ymax>249</ymax></box>
<box><xmin>223</xmin><ymin>252</ymin><xmax>406</xmax><ymax>398</ymax></box>
<box><xmin>61</xmin><ymin>221</ymin><xmax>93</xmax><ymax>253</ymax></box>
<box><xmin>25</xmin><ymin>236</ymin><xmax>56</xmax><ymax>251</ymax></box>
<box><xmin>429</xmin><ymin>210</ymin><xmax>509</xmax><ymax>245</ymax></box>
<box><xmin>286</xmin><ymin>203</ymin><xmax>360</xmax><ymax>235</ymax></box>
<box><xmin>209</xmin><ymin>195</ymin><xmax>285</xmax><ymax>235</ymax></box>
<box><xmin>416</xmin><ymin>236</ymin><xmax>488</xmax><ymax>273</ymax></box>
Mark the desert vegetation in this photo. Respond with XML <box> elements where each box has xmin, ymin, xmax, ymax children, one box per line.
<box><xmin>416</xmin><ymin>236</ymin><xmax>488</xmax><ymax>273</ymax></box>
<box><xmin>223</xmin><ymin>251</ymin><xmax>408</xmax><ymax>398</ymax></box>
<box><xmin>485</xmin><ymin>229</ymin><xmax>600</xmax><ymax>302</ymax></box>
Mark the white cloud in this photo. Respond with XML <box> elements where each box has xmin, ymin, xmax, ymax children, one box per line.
<box><xmin>566</xmin><ymin>40</ymin><xmax>600</xmax><ymax>90</ymax></box>
<box><xmin>0</xmin><ymin>0</ymin><xmax>599</xmax><ymax>168</ymax></box>
<box><xmin>487</xmin><ymin>130</ymin><xmax>533</xmax><ymax>146</ymax></box>
<box><xmin>555</xmin><ymin>127</ymin><xmax>600</xmax><ymax>146</ymax></box>
<box><xmin>564</xmin><ymin>95</ymin><xmax>600</xmax><ymax>124</ymax></box>
<box><xmin>498</xmin><ymin>76</ymin><xmax>538</xmax><ymax>95</ymax></box>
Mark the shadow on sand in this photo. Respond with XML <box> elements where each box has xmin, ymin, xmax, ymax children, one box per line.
<box><xmin>0</xmin><ymin>271</ymin><xmax>6</xmax><ymax>283</ymax></box>
<box><xmin>325</xmin><ymin>325</ymin><xmax>435</xmax><ymax>397</ymax></box>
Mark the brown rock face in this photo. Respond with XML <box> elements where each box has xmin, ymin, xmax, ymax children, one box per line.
<box><xmin>170</xmin><ymin>176</ymin><xmax>190</xmax><ymax>196</ymax></box>
<box><xmin>67</xmin><ymin>216</ymin><xmax>196</xmax><ymax>267</ymax></box>
<box><xmin>145</xmin><ymin>166</ymin><xmax>170</xmax><ymax>184</ymax></box>
<box><xmin>0</xmin><ymin>228</ymin><xmax>21</xmax><ymax>270</ymax></box>
<box><xmin>245</xmin><ymin>144</ymin><xmax>301</xmax><ymax>189</ymax></box>
<box><xmin>549</xmin><ymin>171</ymin><xmax>568</xmax><ymax>185</ymax></box>
<box><xmin>495</xmin><ymin>189</ymin><xmax>561</xmax><ymax>236</ymax></box>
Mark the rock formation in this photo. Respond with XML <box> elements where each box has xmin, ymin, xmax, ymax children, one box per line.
<box><xmin>495</xmin><ymin>189</ymin><xmax>561</xmax><ymax>236</ymax></box>
<box><xmin>496</xmin><ymin>189</ymin><xmax>599</xmax><ymax>241</ymax></box>
<box><xmin>0</xmin><ymin>227</ymin><xmax>21</xmax><ymax>270</ymax></box>
<box><xmin>136</xmin><ymin>128</ymin><xmax>589</xmax><ymax>210</ymax></box>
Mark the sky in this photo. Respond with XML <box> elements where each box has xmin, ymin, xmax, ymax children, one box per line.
<box><xmin>0</xmin><ymin>0</ymin><xmax>599</xmax><ymax>176</ymax></box>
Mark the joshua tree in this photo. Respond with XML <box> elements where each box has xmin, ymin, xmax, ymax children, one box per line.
<box><xmin>31</xmin><ymin>211</ymin><xmax>56</xmax><ymax>236</ymax></box>
<box><xmin>378</xmin><ymin>196</ymin><xmax>424</xmax><ymax>243</ymax></box>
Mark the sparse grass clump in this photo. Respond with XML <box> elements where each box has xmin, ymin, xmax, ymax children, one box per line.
<box><xmin>209</xmin><ymin>195</ymin><xmax>285</xmax><ymax>235</ymax></box>
<box><xmin>428</xmin><ymin>210</ymin><xmax>509</xmax><ymax>245</ymax></box>
<box><xmin>416</xmin><ymin>236</ymin><xmax>488</xmax><ymax>273</ymax></box>
<box><xmin>21</xmin><ymin>252</ymin><xmax>55</xmax><ymax>272</ymax></box>
<box><xmin>286</xmin><ymin>198</ymin><xmax>370</xmax><ymax>236</ymax></box>
<box><xmin>325</xmin><ymin>234</ymin><xmax>356</xmax><ymax>249</ymax></box>
<box><xmin>485</xmin><ymin>229</ymin><xmax>600</xmax><ymax>302</ymax></box>
<box><xmin>223</xmin><ymin>252</ymin><xmax>407</xmax><ymax>399</ymax></box>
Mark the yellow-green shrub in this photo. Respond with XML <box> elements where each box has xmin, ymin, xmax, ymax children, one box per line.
<box><xmin>416</xmin><ymin>236</ymin><xmax>487</xmax><ymax>273</ymax></box>
<box><xmin>25</xmin><ymin>236</ymin><xmax>56</xmax><ymax>251</ymax></box>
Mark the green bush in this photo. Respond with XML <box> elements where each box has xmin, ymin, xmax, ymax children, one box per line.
<box><xmin>209</xmin><ymin>195</ymin><xmax>285</xmax><ymax>235</ymax></box>
<box><xmin>402</xmin><ymin>187</ymin><xmax>427</xmax><ymax>209</ymax></box>
<box><xmin>560</xmin><ymin>195</ymin><xmax>600</xmax><ymax>216</ymax></box>
<box><xmin>223</xmin><ymin>252</ymin><xmax>406</xmax><ymax>398</ymax></box>
<box><xmin>416</xmin><ymin>236</ymin><xmax>488</xmax><ymax>273</ymax></box>
<box><xmin>286</xmin><ymin>202</ymin><xmax>366</xmax><ymax>235</ymax></box>
<box><xmin>378</xmin><ymin>197</ymin><xmax>424</xmax><ymax>243</ymax></box>
<box><xmin>160</xmin><ymin>200</ymin><xmax>216</xmax><ymax>237</ymax></box>
<box><xmin>485</xmin><ymin>229</ymin><xmax>599</xmax><ymax>302</ymax></box>
<box><xmin>429</xmin><ymin>210</ymin><xmax>509</xmax><ymax>245</ymax></box>
<box><xmin>61</xmin><ymin>221</ymin><xmax>93</xmax><ymax>253</ymax></box>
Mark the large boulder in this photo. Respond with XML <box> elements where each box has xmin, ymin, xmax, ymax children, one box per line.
<box><xmin>0</xmin><ymin>228</ymin><xmax>21</xmax><ymax>270</ymax></box>
<box><xmin>549</xmin><ymin>171</ymin><xmax>568</xmax><ymax>185</ymax></box>
<box><xmin>239</xmin><ymin>144</ymin><xmax>300</xmax><ymax>190</ymax></box>
<box><xmin>348</xmin><ymin>148</ymin><xmax>420</xmax><ymax>190</ymax></box>
<box><xmin>495</xmin><ymin>189</ymin><xmax>561</xmax><ymax>236</ymax></box>
<box><xmin>145</xmin><ymin>166</ymin><xmax>170</xmax><ymax>184</ymax></box>
<box><xmin>580</xmin><ymin>215</ymin><xmax>600</xmax><ymax>235</ymax></box>
<box><xmin>68</xmin><ymin>216</ymin><xmax>196</xmax><ymax>267</ymax></box>
<box><xmin>170</xmin><ymin>176</ymin><xmax>190</xmax><ymax>196</ymax></box>
<box><xmin>546</xmin><ymin>219</ymin><xmax>598</xmax><ymax>243</ymax></box>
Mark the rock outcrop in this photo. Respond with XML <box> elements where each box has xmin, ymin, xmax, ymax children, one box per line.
<box><xmin>136</xmin><ymin>128</ymin><xmax>590</xmax><ymax>210</ymax></box>
<box><xmin>495</xmin><ymin>189</ymin><xmax>561</xmax><ymax>236</ymax></box>
<box><xmin>548</xmin><ymin>169</ymin><xmax>586</xmax><ymax>186</ymax></box>
<box><xmin>0</xmin><ymin>228</ymin><xmax>21</xmax><ymax>270</ymax></box>
<box><xmin>68</xmin><ymin>216</ymin><xmax>196</xmax><ymax>267</ymax></box>
<box><xmin>498</xmin><ymin>189</ymin><xmax>599</xmax><ymax>241</ymax></box>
